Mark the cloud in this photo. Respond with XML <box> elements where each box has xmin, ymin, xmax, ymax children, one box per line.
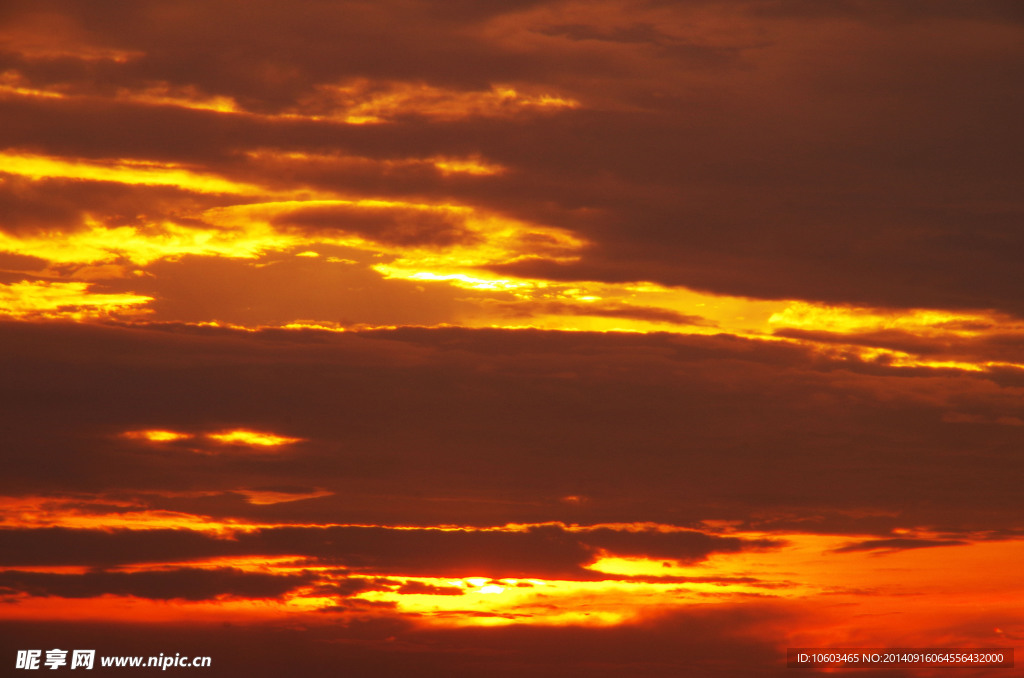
<box><xmin>396</xmin><ymin>580</ymin><xmax>465</xmax><ymax>596</ymax></box>
<box><xmin>483</xmin><ymin>300</ymin><xmax>712</xmax><ymax>327</ymax></box>
<box><xmin>271</xmin><ymin>203</ymin><xmax>482</xmax><ymax>248</ymax></box>
<box><xmin>831</xmin><ymin>538</ymin><xmax>970</xmax><ymax>554</ymax></box>
<box><xmin>0</xmin><ymin>528</ymin><xmax>237</xmax><ymax>568</ymax></box>
<box><xmin>0</xmin><ymin>523</ymin><xmax>775</xmax><ymax>579</ymax></box>
<box><xmin>3</xmin><ymin>8</ymin><xmax>1021</xmax><ymax>328</ymax></box>
<box><xmin>0</xmin><ymin>567</ymin><xmax>313</xmax><ymax>601</ymax></box>
<box><xmin>0</xmin><ymin>280</ymin><xmax>152</xmax><ymax>320</ymax></box>
<box><xmin>235</xmin><ymin>487</ymin><xmax>333</xmax><ymax>505</ymax></box>
<box><xmin>2</xmin><ymin>320</ymin><xmax>1023</xmax><ymax>534</ymax></box>
<box><xmin>3</xmin><ymin>0</ymin><xmax>1020</xmax><ymax>317</ymax></box>
<box><xmin>748</xmin><ymin>0</ymin><xmax>1024</xmax><ymax>23</ymax></box>
<box><xmin>0</xmin><ymin>602</ymin><xmax>815</xmax><ymax>678</ymax></box>
<box><xmin>578</xmin><ymin>527</ymin><xmax>779</xmax><ymax>562</ymax></box>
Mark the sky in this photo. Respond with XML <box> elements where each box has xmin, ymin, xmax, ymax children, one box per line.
<box><xmin>1</xmin><ymin>1</ymin><xmax>1023</xmax><ymax>675</ymax></box>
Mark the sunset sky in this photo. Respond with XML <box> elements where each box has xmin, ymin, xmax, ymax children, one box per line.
<box><xmin>1</xmin><ymin>1</ymin><xmax>1023</xmax><ymax>675</ymax></box>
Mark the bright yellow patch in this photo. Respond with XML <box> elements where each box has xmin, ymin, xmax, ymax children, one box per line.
<box><xmin>207</xmin><ymin>430</ymin><xmax>304</xmax><ymax>447</ymax></box>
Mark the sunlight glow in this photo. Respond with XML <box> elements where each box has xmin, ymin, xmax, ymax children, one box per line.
<box><xmin>0</xmin><ymin>281</ymin><xmax>152</xmax><ymax>320</ymax></box>
<box><xmin>236</xmin><ymin>489</ymin><xmax>334</xmax><ymax>505</ymax></box>
<box><xmin>122</xmin><ymin>430</ymin><xmax>193</xmax><ymax>442</ymax></box>
<box><xmin>769</xmin><ymin>302</ymin><xmax>1005</xmax><ymax>337</ymax></box>
<box><xmin>1</xmin><ymin>151</ymin><xmax>1016</xmax><ymax>378</ymax></box>
<box><xmin>206</xmin><ymin>430</ymin><xmax>304</xmax><ymax>447</ymax></box>
<box><xmin>115</xmin><ymin>83</ymin><xmax>240</xmax><ymax>113</ymax></box>
<box><xmin>0</xmin><ymin>152</ymin><xmax>265</xmax><ymax>195</ymax></box>
<box><xmin>0</xmin><ymin>70</ymin><xmax>67</xmax><ymax>99</ymax></box>
<box><xmin>0</xmin><ymin>219</ymin><xmax>306</xmax><ymax>266</ymax></box>
<box><xmin>430</xmin><ymin>156</ymin><xmax>505</xmax><ymax>176</ymax></box>
<box><xmin>244</xmin><ymin>149</ymin><xmax>505</xmax><ymax>176</ymax></box>
<box><xmin>2</xmin><ymin>496</ymin><xmax>1023</xmax><ymax>637</ymax></box>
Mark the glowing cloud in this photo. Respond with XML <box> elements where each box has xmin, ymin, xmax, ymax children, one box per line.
<box><xmin>0</xmin><ymin>70</ymin><xmax>67</xmax><ymax>100</ymax></box>
<box><xmin>244</xmin><ymin>149</ymin><xmax>505</xmax><ymax>177</ymax></box>
<box><xmin>0</xmin><ymin>281</ymin><xmax>152</xmax><ymax>320</ymax></box>
<box><xmin>0</xmin><ymin>70</ymin><xmax>238</xmax><ymax>115</ymax></box>
<box><xmin>429</xmin><ymin>156</ymin><xmax>505</xmax><ymax>176</ymax></box>
<box><xmin>296</xmin><ymin>79</ymin><xmax>580</xmax><ymax>124</ymax></box>
<box><xmin>0</xmin><ymin>218</ymin><xmax>307</xmax><ymax>266</ymax></box>
<box><xmin>122</xmin><ymin>430</ymin><xmax>193</xmax><ymax>443</ymax></box>
<box><xmin>0</xmin><ymin>152</ymin><xmax>269</xmax><ymax>196</ymax></box>
<box><xmin>769</xmin><ymin>302</ymin><xmax>1006</xmax><ymax>337</ymax></box>
<box><xmin>206</xmin><ymin>430</ymin><xmax>305</xmax><ymax>447</ymax></box>
<box><xmin>236</xmin><ymin>489</ymin><xmax>334</xmax><ymax>505</ymax></box>
<box><xmin>114</xmin><ymin>83</ymin><xmax>240</xmax><ymax>113</ymax></box>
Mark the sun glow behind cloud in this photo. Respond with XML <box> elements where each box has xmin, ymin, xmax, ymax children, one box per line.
<box><xmin>0</xmin><ymin>221</ymin><xmax>308</xmax><ymax>268</ymax></box>
<box><xmin>768</xmin><ymin>302</ymin><xmax>1007</xmax><ymax>337</ymax></box>
<box><xmin>2</xmin><ymin>206</ymin><xmax>1019</xmax><ymax>372</ymax></box>
<box><xmin>0</xmin><ymin>281</ymin><xmax>152</xmax><ymax>320</ymax></box>
<box><xmin>0</xmin><ymin>152</ymin><xmax>267</xmax><ymax>196</ymax></box>
<box><xmin>3</xmin><ymin>503</ymin><xmax>1022</xmax><ymax>639</ymax></box>
<box><xmin>0</xmin><ymin>136</ymin><xmax>1020</xmax><ymax>375</ymax></box>
<box><xmin>121</xmin><ymin>428</ymin><xmax>305</xmax><ymax>450</ymax></box>
<box><xmin>122</xmin><ymin>430</ymin><xmax>193</xmax><ymax>443</ymax></box>
<box><xmin>0</xmin><ymin>70</ymin><xmax>67</xmax><ymax>100</ymax></box>
<box><xmin>206</xmin><ymin>430</ymin><xmax>304</xmax><ymax>447</ymax></box>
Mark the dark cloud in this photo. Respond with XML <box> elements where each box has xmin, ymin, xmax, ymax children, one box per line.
<box><xmin>483</xmin><ymin>300</ymin><xmax>713</xmax><ymax>326</ymax></box>
<box><xmin>396</xmin><ymin>580</ymin><xmax>465</xmax><ymax>596</ymax></box>
<box><xmin>578</xmin><ymin>527</ymin><xmax>779</xmax><ymax>562</ymax></box>
<box><xmin>0</xmin><ymin>0</ymin><xmax>556</xmax><ymax>110</ymax></box>
<box><xmin>774</xmin><ymin>327</ymin><xmax>1024</xmax><ymax>369</ymax></box>
<box><xmin>271</xmin><ymin>204</ymin><xmax>480</xmax><ymax>248</ymax></box>
<box><xmin>0</xmin><ymin>176</ymin><xmax>105</xmax><ymax>234</ymax></box>
<box><xmin>0</xmin><ymin>524</ymin><xmax>773</xmax><ymax>579</ymax></box>
<box><xmin>0</xmin><ymin>567</ymin><xmax>313</xmax><ymax>601</ymax></box>
<box><xmin>1</xmin><ymin>0</ymin><xmax>1020</xmax><ymax>315</ymax></box>
<box><xmin>831</xmin><ymin>537</ymin><xmax>970</xmax><ymax>554</ymax></box>
<box><xmin>1</xmin><ymin>321</ymin><xmax>1023</xmax><ymax>533</ymax></box>
<box><xmin>0</xmin><ymin>602</ymin><xmax>831</xmax><ymax>678</ymax></box>
<box><xmin>749</xmin><ymin>0</ymin><xmax>1024</xmax><ymax>23</ymax></box>
<box><xmin>536</xmin><ymin>21</ymin><xmax>743</xmax><ymax>64</ymax></box>
<box><xmin>0</xmin><ymin>528</ymin><xmax>234</xmax><ymax>568</ymax></box>
<box><xmin>0</xmin><ymin>175</ymin><xmax>229</xmax><ymax>237</ymax></box>
<box><xmin>253</xmin><ymin>525</ymin><xmax>595</xmax><ymax>578</ymax></box>
<box><xmin>312</xmin><ymin>575</ymin><xmax>396</xmax><ymax>598</ymax></box>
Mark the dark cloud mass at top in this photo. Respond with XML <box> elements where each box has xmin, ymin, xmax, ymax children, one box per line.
<box><xmin>1</xmin><ymin>0</ymin><xmax>1022</xmax><ymax>312</ymax></box>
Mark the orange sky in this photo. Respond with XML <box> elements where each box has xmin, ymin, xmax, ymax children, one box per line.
<box><xmin>1</xmin><ymin>1</ymin><xmax>1023</xmax><ymax>676</ymax></box>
